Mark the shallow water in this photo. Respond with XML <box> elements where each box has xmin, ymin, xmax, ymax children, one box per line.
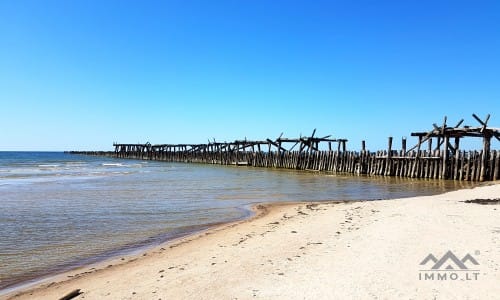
<box><xmin>0</xmin><ymin>152</ymin><xmax>475</xmax><ymax>291</ymax></box>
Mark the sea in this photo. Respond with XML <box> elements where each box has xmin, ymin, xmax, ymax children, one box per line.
<box><xmin>0</xmin><ymin>151</ymin><xmax>475</xmax><ymax>293</ymax></box>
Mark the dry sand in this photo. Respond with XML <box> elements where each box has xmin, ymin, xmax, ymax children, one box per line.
<box><xmin>2</xmin><ymin>183</ymin><xmax>499</xmax><ymax>300</ymax></box>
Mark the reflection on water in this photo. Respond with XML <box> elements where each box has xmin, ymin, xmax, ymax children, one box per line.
<box><xmin>0</xmin><ymin>152</ymin><xmax>475</xmax><ymax>291</ymax></box>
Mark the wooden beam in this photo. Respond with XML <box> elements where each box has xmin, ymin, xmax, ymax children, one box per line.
<box><xmin>480</xmin><ymin>135</ymin><xmax>491</xmax><ymax>181</ymax></box>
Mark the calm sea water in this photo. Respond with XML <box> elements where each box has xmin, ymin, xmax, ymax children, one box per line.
<box><xmin>0</xmin><ymin>152</ymin><xmax>474</xmax><ymax>292</ymax></box>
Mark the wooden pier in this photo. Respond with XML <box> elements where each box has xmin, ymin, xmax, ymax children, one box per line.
<box><xmin>71</xmin><ymin>114</ymin><xmax>500</xmax><ymax>182</ymax></box>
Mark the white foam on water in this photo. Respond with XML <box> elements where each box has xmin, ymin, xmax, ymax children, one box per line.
<box><xmin>102</xmin><ymin>163</ymin><xmax>124</xmax><ymax>167</ymax></box>
<box><xmin>65</xmin><ymin>162</ymin><xmax>86</xmax><ymax>165</ymax></box>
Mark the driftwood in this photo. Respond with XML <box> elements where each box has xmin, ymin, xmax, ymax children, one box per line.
<box><xmin>59</xmin><ymin>289</ymin><xmax>82</xmax><ymax>300</ymax></box>
<box><xmin>463</xmin><ymin>198</ymin><xmax>500</xmax><ymax>205</ymax></box>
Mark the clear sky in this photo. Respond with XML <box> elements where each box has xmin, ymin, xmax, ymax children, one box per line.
<box><xmin>0</xmin><ymin>0</ymin><xmax>499</xmax><ymax>151</ymax></box>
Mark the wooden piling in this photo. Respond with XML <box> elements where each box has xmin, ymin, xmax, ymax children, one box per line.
<box><xmin>480</xmin><ymin>135</ymin><xmax>491</xmax><ymax>181</ymax></box>
<box><xmin>78</xmin><ymin>116</ymin><xmax>499</xmax><ymax>183</ymax></box>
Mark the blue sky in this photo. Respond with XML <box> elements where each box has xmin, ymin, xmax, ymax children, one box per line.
<box><xmin>0</xmin><ymin>0</ymin><xmax>499</xmax><ymax>151</ymax></box>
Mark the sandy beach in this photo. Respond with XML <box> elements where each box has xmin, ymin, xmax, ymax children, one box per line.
<box><xmin>2</xmin><ymin>183</ymin><xmax>499</xmax><ymax>300</ymax></box>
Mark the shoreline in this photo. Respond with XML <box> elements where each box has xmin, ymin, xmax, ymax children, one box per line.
<box><xmin>0</xmin><ymin>203</ymin><xmax>261</xmax><ymax>297</ymax></box>
<box><xmin>0</xmin><ymin>219</ymin><xmax>243</xmax><ymax>296</ymax></box>
<box><xmin>0</xmin><ymin>200</ymin><xmax>349</xmax><ymax>299</ymax></box>
<box><xmin>0</xmin><ymin>200</ymin><xmax>281</xmax><ymax>297</ymax></box>
<box><xmin>1</xmin><ymin>178</ymin><xmax>462</xmax><ymax>296</ymax></box>
<box><xmin>3</xmin><ymin>183</ymin><xmax>500</xmax><ymax>299</ymax></box>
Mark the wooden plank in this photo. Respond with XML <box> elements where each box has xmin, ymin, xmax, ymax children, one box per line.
<box><xmin>386</xmin><ymin>137</ymin><xmax>393</xmax><ymax>176</ymax></box>
<box><xmin>494</xmin><ymin>150</ymin><xmax>500</xmax><ymax>180</ymax></box>
<box><xmin>480</xmin><ymin>136</ymin><xmax>491</xmax><ymax>181</ymax></box>
<box><xmin>488</xmin><ymin>150</ymin><xmax>496</xmax><ymax>181</ymax></box>
<box><xmin>59</xmin><ymin>289</ymin><xmax>82</xmax><ymax>300</ymax></box>
<box><xmin>471</xmin><ymin>151</ymin><xmax>477</xmax><ymax>181</ymax></box>
<box><xmin>442</xmin><ymin>136</ymin><xmax>449</xmax><ymax>179</ymax></box>
<box><xmin>465</xmin><ymin>151</ymin><xmax>471</xmax><ymax>181</ymax></box>
<box><xmin>453</xmin><ymin>148</ymin><xmax>460</xmax><ymax>180</ymax></box>
<box><xmin>458</xmin><ymin>151</ymin><xmax>464</xmax><ymax>181</ymax></box>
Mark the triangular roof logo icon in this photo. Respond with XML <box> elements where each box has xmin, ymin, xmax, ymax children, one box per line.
<box><xmin>420</xmin><ymin>254</ymin><xmax>438</xmax><ymax>265</ymax></box>
<box><xmin>432</xmin><ymin>251</ymin><xmax>467</xmax><ymax>269</ymax></box>
<box><xmin>420</xmin><ymin>251</ymin><xmax>478</xmax><ymax>270</ymax></box>
<box><xmin>461</xmin><ymin>254</ymin><xmax>479</xmax><ymax>266</ymax></box>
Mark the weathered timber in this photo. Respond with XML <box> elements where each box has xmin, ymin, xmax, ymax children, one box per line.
<box><xmin>71</xmin><ymin>146</ymin><xmax>499</xmax><ymax>182</ymax></box>
<box><xmin>59</xmin><ymin>289</ymin><xmax>82</xmax><ymax>300</ymax></box>
<box><xmin>70</xmin><ymin>114</ymin><xmax>499</xmax><ymax>182</ymax></box>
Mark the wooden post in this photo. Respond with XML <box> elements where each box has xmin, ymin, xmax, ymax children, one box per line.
<box><xmin>480</xmin><ymin>135</ymin><xmax>491</xmax><ymax>181</ymax></box>
<box><xmin>307</xmin><ymin>141</ymin><xmax>314</xmax><ymax>169</ymax></box>
<box><xmin>235</xmin><ymin>142</ymin><xmax>239</xmax><ymax>165</ymax></box>
<box><xmin>267</xmin><ymin>142</ymin><xmax>272</xmax><ymax>167</ymax></box>
<box><xmin>218</xmin><ymin>144</ymin><xmax>222</xmax><ymax>164</ymax></box>
<box><xmin>442</xmin><ymin>135</ymin><xmax>449</xmax><ymax>179</ymax></box>
<box><xmin>494</xmin><ymin>150</ymin><xmax>500</xmax><ymax>180</ymax></box>
<box><xmin>454</xmin><ymin>137</ymin><xmax>460</xmax><ymax>153</ymax></box>
<box><xmin>386</xmin><ymin>137</ymin><xmax>393</xmax><ymax>176</ymax></box>
<box><xmin>411</xmin><ymin>136</ymin><xmax>422</xmax><ymax>178</ymax></box>
<box><xmin>361</xmin><ymin>140</ymin><xmax>366</xmax><ymax>153</ymax></box>
<box><xmin>402</xmin><ymin>137</ymin><xmax>407</xmax><ymax>156</ymax></box>
<box><xmin>278</xmin><ymin>140</ymin><xmax>282</xmax><ymax>167</ymax></box>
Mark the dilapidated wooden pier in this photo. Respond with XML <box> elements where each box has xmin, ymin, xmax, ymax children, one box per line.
<box><xmin>71</xmin><ymin>114</ymin><xmax>500</xmax><ymax>182</ymax></box>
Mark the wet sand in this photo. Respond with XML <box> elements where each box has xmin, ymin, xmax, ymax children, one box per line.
<box><xmin>2</xmin><ymin>183</ymin><xmax>499</xmax><ymax>299</ymax></box>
